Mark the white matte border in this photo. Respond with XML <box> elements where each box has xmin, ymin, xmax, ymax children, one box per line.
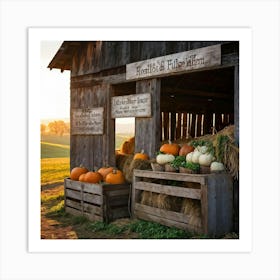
<box><xmin>28</xmin><ymin>27</ymin><xmax>252</xmax><ymax>253</ymax></box>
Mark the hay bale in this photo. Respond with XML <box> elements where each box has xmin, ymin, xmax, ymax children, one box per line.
<box><xmin>156</xmin><ymin>194</ymin><xmax>172</xmax><ymax>210</ymax></box>
<box><xmin>125</xmin><ymin>158</ymin><xmax>151</xmax><ymax>183</ymax></box>
<box><xmin>116</xmin><ymin>153</ymin><xmax>131</xmax><ymax>171</ymax></box>
<box><xmin>141</xmin><ymin>191</ymin><xmax>153</xmax><ymax>206</ymax></box>
<box><xmin>181</xmin><ymin>198</ymin><xmax>202</xmax><ymax>229</ymax></box>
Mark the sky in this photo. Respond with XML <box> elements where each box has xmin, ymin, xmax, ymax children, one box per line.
<box><xmin>40</xmin><ymin>41</ymin><xmax>70</xmax><ymax>121</ymax></box>
<box><xmin>40</xmin><ymin>41</ymin><xmax>134</xmax><ymax>128</ymax></box>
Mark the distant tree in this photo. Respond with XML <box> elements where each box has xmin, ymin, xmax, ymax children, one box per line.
<box><xmin>41</xmin><ymin>124</ymin><xmax>46</xmax><ymax>134</ymax></box>
<box><xmin>48</xmin><ymin>120</ymin><xmax>68</xmax><ymax>136</ymax></box>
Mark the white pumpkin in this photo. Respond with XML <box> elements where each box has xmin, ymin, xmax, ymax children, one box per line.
<box><xmin>198</xmin><ymin>145</ymin><xmax>208</xmax><ymax>154</ymax></box>
<box><xmin>156</xmin><ymin>154</ymin><xmax>175</xmax><ymax>165</ymax></box>
<box><xmin>210</xmin><ymin>161</ymin><xmax>225</xmax><ymax>172</ymax></box>
<box><xmin>198</xmin><ymin>153</ymin><xmax>214</xmax><ymax>166</ymax></box>
<box><xmin>186</xmin><ymin>151</ymin><xmax>193</xmax><ymax>162</ymax></box>
<box><xmin>191</xmin><ymin>150</ymin><xmax>202</xmax><ymax>163</ymax></box>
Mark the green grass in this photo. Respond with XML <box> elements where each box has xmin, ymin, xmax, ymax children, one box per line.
<box><xmin>41</xmin><ymin>142</ymin><xmax>70</xmax><ymax>158</ymax></box>
<box><xmin>41</xmin><ymin>158</ymin><xmax>70</xmax><ymax>184</ymax></box>
<box><xmin>41</xmin><ymin>134</ymin><xmax>70</xmax><ymax>145</ymax></box>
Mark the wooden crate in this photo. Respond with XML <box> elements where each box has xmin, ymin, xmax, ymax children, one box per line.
<box><xmin>64</xmin><ymin>178</ymin><xmax>131</xmax><ymax>223</ymax></box>
<box><xmin>132</xmin><ymin>170</ymin><xmax>233</xmax><ymax>237</ymax></box>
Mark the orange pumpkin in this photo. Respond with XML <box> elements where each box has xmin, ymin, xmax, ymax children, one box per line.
<box><xmin>97</xmin><ymin>166</ymin><xmax>114</xmax><ymax>181</ymax></box>
<box><xmin>133</xmin><ymin>149</ymin><xmax>149</xmax><ymax>160</ymax></box>
<box><xmin>160</xmin><ymin>141</ymin><xmax>180</xmax><ymax>156</ymax></box>
<box><xmin>120</xmin><ymin>137</ymin><xmax>135</xmax><ymax>154</ymax></box>
<box><xmin>105</xmin><ymin>169</ymin><xmax>125</xmax><ymax>184</ymax></box>
<box><xmin>84</xmin><ymin>171</ymin><xmax>102</xmax><ymax>184</ymax></box>
<box><xmin>70</xmin><ymin>166</ymin><xmax>88</xmax><ymax>181</ymax></box>
<box><xmin>78</xmin><ymin>173</ymin><xmax>86</xmax><ymax>182</ymax></box>
<box><xmin>179</xmin><ymin>144</ymin><xmax>195</xmax><ymax>156</ymax></box>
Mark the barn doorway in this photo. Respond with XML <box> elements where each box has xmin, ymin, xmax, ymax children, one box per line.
<box><xmin>160</xmin><ymin>67</ymin><xmax>235</xmax><ymax>142</ymax></box>
<box><xmin>112</xmin><ymin>82</ymin><xmax>136</xmax><ymax>155</ymax></box>
<box><xmin>115</xmin><ymin>117</ymin><xmax>135</xmax><ymax>152</ymax></box>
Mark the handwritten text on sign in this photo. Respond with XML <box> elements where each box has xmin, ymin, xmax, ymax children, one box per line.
<box><xmin>111</xmin><ymin>93</ymin><xmax>151</xmax><ymax>118</ymax></box>
<box><xmin>71</xmin><ymin>107</ymin><xmax>104</xmax><ymax>135</ymax></box>
<box><xmin>126</xmin><ymin>44</ymin><xmax>221</xmax><ymax>80</ymax></box>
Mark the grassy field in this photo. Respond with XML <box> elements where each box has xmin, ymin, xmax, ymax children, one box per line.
<box><xmin>41</xmin><ymin>158</ymin><xmax>70</xmax><ymax>185</ymax></box>
<box><xmin>41</xmin><ymin>134</ymin><xmax>70</xmax><ymax>145</ymax></box>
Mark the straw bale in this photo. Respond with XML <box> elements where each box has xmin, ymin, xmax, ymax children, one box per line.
<box><xmin>181</xmin><ymin>198</ymin><xmax>202</xmax><ymax>229</ymax></box>
<box><xmin>141</xmin><ymin>191</ymin><xmax>153</xmax><ymax>206</ymax></box>
<box><xmin>125</xmin><ymin>158</ymin><xmax>151</xmax><ymax>183</ymax></box>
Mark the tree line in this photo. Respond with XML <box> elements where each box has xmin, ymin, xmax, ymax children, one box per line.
<box><xmin>41</xmin><ymin>120</ymin><xmax>70</xmax><ymax>136</ymax></box>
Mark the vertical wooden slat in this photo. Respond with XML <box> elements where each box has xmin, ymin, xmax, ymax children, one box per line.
<box><xmin>160</xmin><ymin>112</ymin><xmax>163</xmax><ymax>142</ymax></box>
<box><xmin>176</xmin><ymin>112</ymin><xmax>182</xmax><ymax>140</ymax></box>
<box><xmin>200</xmin><ymin>184</ymin><xmax>208</xmax><ymax>235</ymax></box>
<box><xmin>170</xmin><ymin>112</ymin><xmax>176</xmax><ymax>141</ymax></box>
<box><xmin>182</xmin><ymin>113</ymin><xmax>187</xmax><ymax>138</ymax></box>
<box><xmin>196</xmin><ymin>114</ymin><xmax>202</xmax><ymax>137</ymax></box>
<box><xmin>163</xmin><ymin>112</ymin><xmax>169</xmax><ymax>141</ymax></box>
<box><xmin>135</xmin><ymin>78</ymin><xmax>161</xmax><ymax>158</ymax></box>
<box><xmin>190</xmin><ymin>114</ymin><xmax>196</xmax><ymax>138</ymax></box>
<box><xmin>233</xmin><ymin>64</ymin><xmax>239</xmax><ymax>233</ymax></box>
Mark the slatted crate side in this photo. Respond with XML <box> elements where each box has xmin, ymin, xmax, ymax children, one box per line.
<box><xmin>64</xmin><ymin>178</ymin><xmax>104</xmax><ymax>222</ymax></box>
<box><xmin>64</xmin><ymin>178</ymin><xmax>131</xmax><ymax>223</ymax></box>
<box><xmin>132</xmin><ymin>171</ymin><xmax>203</xmax><ymax>233</ymax></box>
<box><xmin>134</xmin><ymin>169</ymin><xmax>206</xmax><ymax>184</ymax></box>
<box><xmin>134</xmin><ymin>181</ymin><xmax>201</xmax><ymax>200</ymax></box>
<box><xmin>132</xmin><ymin>170</ymin><xmax>233</xmax><ymax>237</ymax></box>
<box><xmin>103</xmin><ymin>185</ymin><xmax>130</xmax><ymax>223</ymax></box>
<box><xmin>204</xmin><ymin>174</ymin><xmax>233</xmax><ymax>236</ymax></box>
<box><xmin>134</xmin><ymin>203</ymin><xmax>203</xmax><ymax>233</ymax></box>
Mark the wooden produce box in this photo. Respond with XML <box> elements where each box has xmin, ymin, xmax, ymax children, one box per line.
<box><xmin>64</xmin><ymin>178</ymin><xmax>131</xmax><ymax>223</ymax></box>
<box><xmin>132</xmin><ymin>170</ymin><xmax>233</xmax><ymax>237</ymax></box>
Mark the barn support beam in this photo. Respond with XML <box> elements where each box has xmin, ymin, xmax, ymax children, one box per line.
<box><xmin>135</xmin><ymin>78</ymin><xmax>161</xmax><ymax>158</ymax></box>
<box><xmin>233</xmin><ymin>64</ymin><xmax>239</xmax><ymax>234</ymax></box>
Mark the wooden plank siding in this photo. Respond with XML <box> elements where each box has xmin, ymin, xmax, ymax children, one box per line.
<box><xmin>65</xmin><ymin>41</ymin><xmax>236</xmax><ymax>77</ymax></box>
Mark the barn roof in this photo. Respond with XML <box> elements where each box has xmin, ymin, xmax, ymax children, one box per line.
<box><xmin>48</xmin><ymin>41</ymin><xmax>238</xmax><ymax>74</ymax></box>
<box><xmin>48</xmin><ymin>41</ymin><xmax>83</xmax><ymax>72</ymax></box>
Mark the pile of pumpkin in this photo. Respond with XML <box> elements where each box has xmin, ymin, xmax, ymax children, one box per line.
<box><xmin>154</xmin><ymin>140</ymin><xmax>225</xmax><ymax>174</ymax></box>
<box><xmin>70</xmin><ymin>166</ymin><xmax>126</xmax><ymax>185</ymax></box>
<box><xmin>70</xmin><ymin>150</ymin><xmax>151</xmax><ymax>185</ymax></box>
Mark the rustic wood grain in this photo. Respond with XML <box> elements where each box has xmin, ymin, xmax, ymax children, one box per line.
<box><xmin>134</xmin><ymin>181</ymin><xmax>201</xmax><ymax>200</ymax></box>
<box><xmin>132</xmin><ymin>171</ymin><xmax>233</xmax><ymax>236</ymax></box>
<box><xmin>134</xmin><ymin>170</ymin><xmax>206</xmax><ymax>184</ymax></box>
<box><xmin>135</xmin><ymin>78</ymin><xmax>161</xmax><ymax>158</ymax></box>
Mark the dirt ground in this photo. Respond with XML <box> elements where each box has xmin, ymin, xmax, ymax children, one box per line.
<box><xmin>41</xmin><ymin>183</ymin><xmax>139</xmax><ymax>239</ymax></box>
<box><xmin>41</xmin><ymin>184</ymin><xmax>78</xmax><ymax>239</ymax></box>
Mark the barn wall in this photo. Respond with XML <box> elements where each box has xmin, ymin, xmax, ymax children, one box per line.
<box><xmin>70</xmin><ymin>82</ymin><xmax>115</xmax><ymax>170</ymax></box>
<box><xmin>70</xmin><ymin>41</ymin><xmax>235</xmax><ymax>77</ymax></box>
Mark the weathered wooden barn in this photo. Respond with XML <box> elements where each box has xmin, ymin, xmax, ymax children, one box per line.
<box><xmin>48</xmin><ymin>41</ymin><xmax>238</xmax><ymax>167</ymax></box>
<box><xmin>48</xmin><ymin>41</ymin><xmax>239</xmax><ymax>232</ymax></box>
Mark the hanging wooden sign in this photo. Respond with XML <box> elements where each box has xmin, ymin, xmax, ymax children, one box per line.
<box><xmin>71</xmin><ymin>107</ymin><xmax>104</xmax><ymax>135</ymax></box>
<box><xmin>126</xmin><ymin>44</ymin><xmax>221</xmax><ymax>80</ymax></box>
<box><xmin>111</xmin><ymin>93</ymin><xmax>151</xmax><ymax>118</ymax></box>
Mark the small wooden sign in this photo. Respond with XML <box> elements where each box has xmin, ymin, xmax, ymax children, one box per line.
<box><xmin>111</xmin><ymin>93</ymin><xmax>151</xmax><ymax>118</ymax></box>
<box><xmin>71</xmin><ymin>107</ymin><xmax>104</xmax><ymax>135</ymax></box>
<box><xmin>126</xmin><ymin>44</ymin><xmax>221</xmax><ymax>80</ymax></box>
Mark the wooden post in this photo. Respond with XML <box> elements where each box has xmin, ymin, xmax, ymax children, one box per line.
<box><xmin>234</xmin><ymin>65</ymin><xmax>239</xmax><ymax>146</ymax></box>
<box><xmin>105</xmin><ymin>84</ymin><xmax>116</xmax><ymax>167</ymax></box>
<box><xmin>233</xmin><ymin>64</ymin><xmax>239</xmax><ymax>233</ymax></box>
<box><xmin>135</xmin><ymin>78</ymin><xmax>161</xmax><ymax>158</ymax></box>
